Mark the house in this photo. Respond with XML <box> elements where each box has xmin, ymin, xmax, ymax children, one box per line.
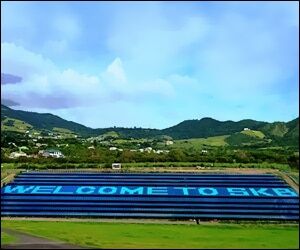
<box><xmin>243</xmin><ymin>128</ymin><xmax>250</xmax><ymax>131</ymax></box>
<box><xmin>165</xmin><ymin>140</ymin><xmax>174</xmax><ymax>145</ymax></box>
<box><xmin>88</xmin><ymin>146</ymin><xmax>95</xmax><ymax>150</ymax></box>
<box><xmin>145</xmin><ymin>147</ymin><xmax>152</xmax><ymax>153</ymax></box>
<box><xmin>9</xmin><ymin>151</ymin><xmax>27</xmax><ymax>159</ymax></box>
<box><xmin>42</xmin><ymin>149</ymin><xmax>65</xmax><ymax>158</ymax></box>
<box><xmin>201</xmin><ymin>149</ymin><xmax>208</xmax><ymax>154</ymax></box>
<box><xmin>156</xmin><ymin>150</ymin><xmax>170</xmax><ymax>154</ymax></box>
<box><xmin>109</xmin><ymin>147</ymin><xmax>117</xmax><ymax>151</ymax></box>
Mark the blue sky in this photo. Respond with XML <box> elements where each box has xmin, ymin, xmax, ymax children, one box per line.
<box><xmin>1</xmin><ymin>1</ymin><xmax>299</xmax><ymax>128</ymax></box>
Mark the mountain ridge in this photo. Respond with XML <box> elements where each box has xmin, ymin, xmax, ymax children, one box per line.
<box><xmin>1</xmin><ymin>105</ymin><xmax>299</xmax><ymax>146</ymax></box>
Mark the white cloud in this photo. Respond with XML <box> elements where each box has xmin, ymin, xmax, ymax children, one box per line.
<box><xmin>1</xmin><ymin>42</ymin><xmax>178</xmax><ymax>109</ymax></box>
<box><xmin>103</xmin><ymin>57</ymin><xmax>127</xmax><ymax>90</ymax></box>
<box><xmin>106</xmin><ymin>58</ymin><xmax>126</xmax><ymax>82</ymax></box>
<box><xmin>1</xmin><ymin>42</ymin><xmax>104</xmax><ymax>108</ymax></box>
<box><xmin>1</xmin><ymin>42</ymin><xmax>56</xmax><ymax>79</ymax></box>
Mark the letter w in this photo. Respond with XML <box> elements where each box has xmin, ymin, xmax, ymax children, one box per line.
<box><xmin>3</xmin><ymin>185</ymin><xmax>35</xmax><ymax>194</ymax></box>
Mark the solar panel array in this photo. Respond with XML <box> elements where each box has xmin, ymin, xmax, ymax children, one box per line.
<box><xmin>1</xmin><ymin>172</ymin><xmax>299</xmax><ymax>220</ymax></box>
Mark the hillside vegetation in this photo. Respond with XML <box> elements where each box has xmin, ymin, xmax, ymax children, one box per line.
<box><xmin>1</xmin><ymin>105</ymin><xmax>298</xmax><ymax>147</ymax></box>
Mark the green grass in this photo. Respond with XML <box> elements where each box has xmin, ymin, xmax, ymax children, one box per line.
<box><xmin>52</xmin><ymin>127</ymin><xmax>75</xmax><ymax>134</ymax></box>
<box><xmin>266</xmin><ymin>123</ymin><xmax>289</xmax><ymax>137</ymax></box>
<box><xmin>241</xmin><ymin>130</ymin><xmax>265</xmax><ymax>139</ymax></box>
<box><xmin>1</xmin><ymin>231</ymin><xmax>18</xmax><ymax>245</ymax></box>
<box><xmin>1</xmin><ymin>117</ymin><xmax>32</xmax><ymax>133</ymax></box>
<box><xmin>0</xmin><ymin>162</ymin><xmax>292</xmax><ymax>172</ymax></box>
<box><xmin>172</xmin><ymin>135</ymin><xmax>229</xmax><ymax>149</ymax></box>
<box><xmin>103</xmin><ymin>131</ymin><xmax>119</xmax><ymax>138</ymax></box>
<box><xmin>1</xmin><ymin>220</ymin><xmax>299</xmax><ymax>249</ymax></box>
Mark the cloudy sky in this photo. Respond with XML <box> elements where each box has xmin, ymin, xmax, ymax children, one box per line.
<box><xmin>1</xmin><ymin>1</ymin><xmax>299</xmax><ymax>128</ymax></box>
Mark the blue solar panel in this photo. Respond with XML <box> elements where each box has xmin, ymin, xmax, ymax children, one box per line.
<box><xmin>1</xmin><ymin>172</ymin><xmax>299</xmax><ymax>220</ymax></box>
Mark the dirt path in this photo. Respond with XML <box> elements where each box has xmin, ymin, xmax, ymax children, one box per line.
<box><xmin>277</xmin><ymin>172</ymin><xmax>299</xmax><ymax>194</ymax></box>
<box><xmin>2</xmin><ymin>217</ymin><xmax>198</xmax><ymax>225</ymax></box>
<box><xmin>1</xmin><ymin>228</ymin><xmax>85</xmax><ymax>249</ymax></box>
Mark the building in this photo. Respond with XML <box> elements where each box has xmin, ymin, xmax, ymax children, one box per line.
<box><xmin>165</xmin><ymin>140</ymin><xmax>174</xmax><ymax>145</ymax></box>
<box><xmin>9</xmin><ymin>152</ymin><xmax>27</xmax><ymax>159</ymax></box>
<box><xmin>243</xmin><ymin>128</ymin><xmax>250</xmax><ymax>131</ymax></box>
<box><xmin>41</xmin><ymin>149</ymin><xmax>65</xmax><ymax>158</ymax></box>
<box><xmin>109</xmin><ymin>147</ymin><xmax>117</xmax><ymax>151</ymax></box>
<box><xmin>145</xmin><ymin>147</ymin><xmax>152</xmax><ymax>153</ymax></box>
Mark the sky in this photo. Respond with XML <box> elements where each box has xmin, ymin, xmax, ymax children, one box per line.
<box><xmin>1</xmin><ymin>1</ymin><xmax>299</xmax><ymax>129</ymax></box>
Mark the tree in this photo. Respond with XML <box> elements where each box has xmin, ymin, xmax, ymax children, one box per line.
<box><xmin>168</xmin><ymin>149</ymin><xmax>185</xmax><ymax>162</ymax></box>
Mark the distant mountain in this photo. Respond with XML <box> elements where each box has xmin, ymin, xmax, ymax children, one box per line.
<box><xmin>1</xmin><ymin>105</ymin><xmax>298</xmax><ymax>147</ymax></box>
<box><xmin>162</xmin><ymin>117</ymin><xmax>268</xmax><ymax>139</ymax></box>
<box><xmin>1</xmin><ymin>105</ymin><xmax>95</xmax><ymax>137</ymax></box>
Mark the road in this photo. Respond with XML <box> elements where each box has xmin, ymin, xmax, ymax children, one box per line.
<box><xmin>1</xmin><ymin>228</ymin><xmax>84</xmax><ymax>249</ymax></box>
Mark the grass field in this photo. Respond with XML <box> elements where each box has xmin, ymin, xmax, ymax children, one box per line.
<box><xmin>1</xmin><ymin>162</ymin><xmax>293</xmax><ymax>172</ymax></box>
<box><xmin>241</xmin><ymin>130</ymin><xmax>265</xmax><ymax>139</ymax></box>
<box><xmin>1</xmin><ymin>231</ymin><xmax>17</xmax><ymax>245</ymax></box>
<box><xmin>1</xmin><ymin>220</ymin><xmax>299</xmax><ymax>249</ymax></box>
<box><xmin>172</xmin><ymin>135</ymin><xmax>229</xmax><ymax>148</ymax></box>
<box><xmin>1</xmin><ymin>117</ymin><xmax>33</xmax><ymax>133</ymax></box>
<box><xmin>0</xmin><ymin>162</ymin><xmax>294</xmax><ymax>172</ymax></box>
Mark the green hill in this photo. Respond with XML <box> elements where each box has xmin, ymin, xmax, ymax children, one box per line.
<box><xmin>260</xmin><ymin>122</ymin><xmax>289</xmax><ymax>137</ymax></box>
<box><xmin>225</xmin><ymin>132</ymin><xmax>268</xmax><ymax>147</ymax></box>
<box><xmin>259</xmin><ymin>118</ymin><xmax>299</xmax><ymax>147</ymax></box>
<box><xmin>1</xmin><ymin>105</ymin><xmax>298</xmax><ymax>147</ymax></box>
<box><xmin>1</xmin><ymin>117</ymin><xmax>32</xmax><ymax>133</ymax></box>
<box><xmin>240</xmin><ymin>130</ymin><xmax>265</xmax><ymax>139</ymax></box>
<box><xmin>1</xmin><ymin>105</ymin><xmax>95</xmax><ymax>137</ymax></box>
<box><xmin>162</xmin><ymin>118</ymin><xmax>268</xmax><ymax>139</ymax></box>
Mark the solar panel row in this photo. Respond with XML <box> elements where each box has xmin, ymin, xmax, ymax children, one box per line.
<box><xmin>1</xmin><ymin>172</ymin><xmax>299</xmax><ymax>220</ymax></box>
